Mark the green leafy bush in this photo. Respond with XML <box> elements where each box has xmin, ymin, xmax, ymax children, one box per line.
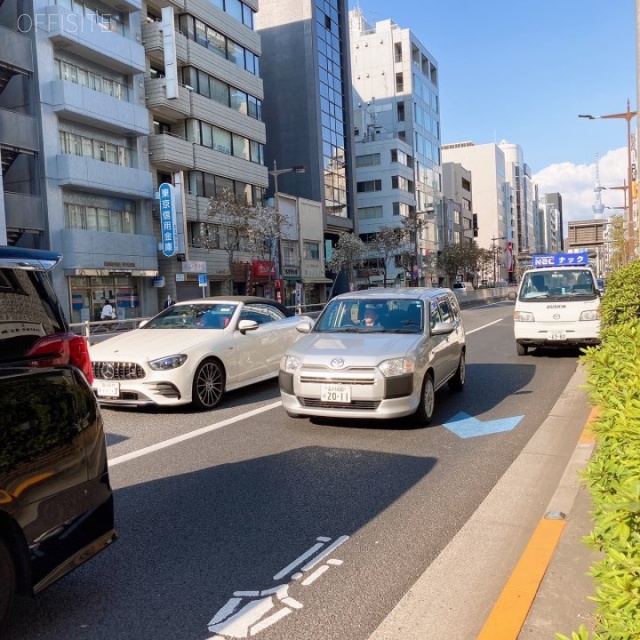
<box><xmin>570</xmin><ymin>258</ymin><xmax>640</xmax><ymax>639</ymax></box>
<box><xmin>598</xmin><ymin>259</ymin><xmax>640</xmax><ymax>328</ymax></box>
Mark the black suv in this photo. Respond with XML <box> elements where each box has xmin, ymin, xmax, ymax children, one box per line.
<box><xmin>0</xmin><ymin>247</ymin><xmax>117</xmax><ymax>629</ymax></box>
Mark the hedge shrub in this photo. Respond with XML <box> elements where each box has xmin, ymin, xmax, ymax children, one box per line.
<box><xmin>557</xmin><ymin>259</ymin><xmax>640</xmax><ymax>640</ymax></box>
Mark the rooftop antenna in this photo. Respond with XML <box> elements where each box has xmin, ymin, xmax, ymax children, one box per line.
<box><xmin>592</xmin><ymin>152</ymin><xmax>605</xmax><ymax>219</ymax></box>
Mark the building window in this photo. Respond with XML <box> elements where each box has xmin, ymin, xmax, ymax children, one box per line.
<box><xmin>64</xmin><ymin>202</ymin><xmax>135</xmax><ymax>233</ymax></box>
<box><xmin>59</xmin><ymin>131</ymin><xmax>131</xmax><ymax>167</ymax></box>
<box><xmin>356</xmin><ymin>180</ymin><xmax>382</xmax><ymax>193</ymax></box>
<box><xmin>179</xmin><ymin>13</ymin><xmax>260</xmax><ymax>76</ymax></box>
<box><xmin>395</xmin><ymin>72</ymin><xmax>403</xmax><ymax>93</ymax></box>
<box><xmin>355</xmin><ymin>153</ymin><xmax>380</xmax><ymax>167</ymax></box>
<box><xmin>393</xmin><ymin>202</ymin><xmax>410</xmax><ymax>216</ymax></box>
<box><xmin>303</xmin><ymin>241</ymin><xmax>320</xmax><ymax>260</ymax></box>
<box><xmin>397</xmin><ymin>101</ymin><xmax>405</xmax><ymax>122</ymax></box>
<box><xmin>358</xmin><ymin>206</ymin><xmax>383</xmax><ymax>220</ymax></box>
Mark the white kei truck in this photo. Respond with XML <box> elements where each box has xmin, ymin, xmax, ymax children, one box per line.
<box><xmin>507</xmin><ymin>252</ymin><xmax>601</xmax><ymax>356</ymax></box>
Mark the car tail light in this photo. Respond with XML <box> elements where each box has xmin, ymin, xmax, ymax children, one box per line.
<box><xmin>27</xmin><ymin>333</ymin><xmax>94</xmax><ymax>384</ymax></box>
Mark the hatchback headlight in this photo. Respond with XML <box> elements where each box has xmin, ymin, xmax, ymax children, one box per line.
<box><xmin>378</xmin><ymin>357</ymin><xmax>415</xmax><ymax>377</ymax></box>
<box><xmin>580</xmin><ymin>310</ymin><xmax>599</xmax><ymax>321</ymax></box>
<box><xmin>280</xmin><ymin>355</ymin><xmax>302</xmax><ymax>372</ymax></box>
<box><xmin>149</xmin><ymin>354</ymin><xmax>188</xmax><ymax>370</ymax></box>
<box><xmin>514</xmin><ymin>311</ymin><xmax>534</xmax><ymax>322</ymax></box>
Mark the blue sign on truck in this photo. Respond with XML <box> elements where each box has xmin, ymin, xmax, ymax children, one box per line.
<box><xmin>532</xmin><ymin>252</ymin><xmax>589</xmax><ymax>268</ymax></box>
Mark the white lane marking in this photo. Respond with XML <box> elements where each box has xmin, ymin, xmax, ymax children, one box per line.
<box><xmin>466</xmin><ymin>318</ymin><xmax>503</xmax><ymax>335</ymax></box>
<box><xmin>300</xmin><ymin>535</ymin><xmax>349</xmax><ymax>572</ymax></box>
<box><xmin>206</xmin><ymin>535</ymin><xmax>349</xmax><ymax>638</ymax></box>
<box><xmin>273</xmin><ymin>541</ymin><xmax>326</xmax><ymax>581</ymax></box>
<box><xmin>108</xmin><ymin>400</ymin><xmax>282</xmax><ymax>467</ymax></box>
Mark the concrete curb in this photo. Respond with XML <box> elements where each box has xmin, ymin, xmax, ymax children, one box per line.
<box><xmin>367</xmin><ymin>365</ymin><xmax>593</xmax><ymax>640</ymax></box>
<box><xmin>477</xmin><ymin>407</ymin><xmax>597</xmax><ymax>639</ymax></box>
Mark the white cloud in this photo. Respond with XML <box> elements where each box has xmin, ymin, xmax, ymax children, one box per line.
<box><xmin>533</xmin><ymin>148</ymin><xmax>628</xmax><ymax>234</ymax></box>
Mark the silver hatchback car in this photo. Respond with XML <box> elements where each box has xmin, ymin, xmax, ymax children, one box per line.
<box><xmin>279</xmin><ymin>288</ymin><xmax>466</xmax><ymax>424</ymax></box>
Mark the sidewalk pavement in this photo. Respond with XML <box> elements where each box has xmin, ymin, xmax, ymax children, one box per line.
<box><xmin>368</xmin><ymin>364</ymin><xmax>600</xmax><ymax>640</ymax></box>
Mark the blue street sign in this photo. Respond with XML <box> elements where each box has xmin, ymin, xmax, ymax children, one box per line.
<box><xmin>159</xmin><ymin>183</ymin><xmax>177</xmax><ymax>257</ymax></box>
<box><xmin>443</xmin><ymin>412</ymin><xmax>524</xmax><ymax>438</ymax></box>
<box><xmin>532</xmin><ymin>252</ymin><xmax>589</xmax><ymax>268</ymax></box>
<box><xmin>198</xmin><ymin>274</ymin><xmax>208</xmax><ymax>287</ymax></box>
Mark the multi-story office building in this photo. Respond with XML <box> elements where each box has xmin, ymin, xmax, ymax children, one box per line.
<box><xmin>143</xmin><ymin>0</ymin><xmax>269</xmax><ymax>301</ymax></box>
<box><xmin>37</xmin><ymin>0</ymin><xmax>157</xmax><ymax>322</ymax></box>
<box><xmin>255</xmin><ymin>0</ymin><xmax>357</xmax><ymax>294</ymax></box>
<box><xmin>537</xmin><ymin>192</ymin><xmax>563</xmax><ymax>255</ymax></box>
<box><xmin>442</xmin><ymin>162</ymin><xmax>475</xmax><ymax>246</ymax></box>
<box><xmin>349</xmin><ymin>8</ymin><xmax>441</xmax><ymax>286</ymax></box>
<box><xmin>442</xmin><ymin>141</ymin><xmax>519</xmax><ymax>282</ymax></box>
<box><xmin>0</xmin><ymin>3</ymin><xmax>46</xmax><ymax>250</ymax></box>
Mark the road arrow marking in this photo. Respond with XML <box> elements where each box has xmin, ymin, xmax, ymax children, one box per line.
<box><xmin>443</xmin><ymin>412</ymin><xmax>524</xmax><ymax>438</ymax></box>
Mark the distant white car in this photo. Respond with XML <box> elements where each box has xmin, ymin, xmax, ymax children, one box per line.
<box><xmin>279</xmin><ymin>288</ymin><xmax>466</xmax><ymax>425</ymax></box>
<box><xmin>89</xmin><ymin>296</ymin><xmax>309</xmax><ymax>410</ymax></box>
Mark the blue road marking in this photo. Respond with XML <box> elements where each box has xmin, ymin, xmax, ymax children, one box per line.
<box><xmin>444</xmin><ymin>412</ymin><xmax>524</xmax><ymax>438</ymax></box>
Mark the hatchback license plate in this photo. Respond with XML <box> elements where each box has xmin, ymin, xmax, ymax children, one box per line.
<box><xmin>320</xmin><ymin>384</ymin><xmax>351</xmax><ymax>403</ymax></box>
<box><xmin>95</xmin><ymin>380</ymin><xmax>120</xmax><ymax>398</ymax></box>
<box><xmin>550</xmin><ymin>332</ymin><xmax>566</xmax><ymax>341</ymax></box>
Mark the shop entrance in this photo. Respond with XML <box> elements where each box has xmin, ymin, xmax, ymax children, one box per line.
<box><xmin>69</xmin><ymin>275</ymin><xmax>140</xmax><ymax>324</ymax></box>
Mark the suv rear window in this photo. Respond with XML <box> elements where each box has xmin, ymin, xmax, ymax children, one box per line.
<box><xmin>0</xmin><ymin>267</ymin><xmax>66</xmax><ymax>363</ymax></box>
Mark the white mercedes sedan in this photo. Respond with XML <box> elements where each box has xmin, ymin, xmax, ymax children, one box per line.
<box><xmin>89</xmin><ymin>296</ymin><xmax>309</xmax><ymax>410</ymax></box>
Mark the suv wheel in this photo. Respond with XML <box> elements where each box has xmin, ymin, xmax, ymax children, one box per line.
<box><xmin>449</xmin><ymin>353</ymin><xmax>466</xmax><ymax>391</ymax></box>
<box><xmin>516</xmin><ymin>342</ymin><xmax>528</xmax><ymax>356</ymax></box>
<box><xmin>415</xmin><ymin>372</ymin><xmax>435</xmax><ymax>425</ymax></box>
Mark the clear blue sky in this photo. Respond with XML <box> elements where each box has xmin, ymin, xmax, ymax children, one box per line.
<box><xmin>349</xmin><ymin>0</ymin><xmax>637</xmax><ymax>174</ymax></box>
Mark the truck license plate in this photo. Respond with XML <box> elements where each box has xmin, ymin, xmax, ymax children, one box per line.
<box><xmin>320</xmin><ymin>384</ymin><xmax>351</xmax><ymax>403</ymax></box>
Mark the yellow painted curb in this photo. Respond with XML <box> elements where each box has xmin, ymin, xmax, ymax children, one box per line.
<box><xmin>476</xmin><ymin>518</ymin><xmax>566</xmax><ymax>640</ymax></box>
<box><xmin>579</xmin><ymin>406</ymin><xmax>599</xmax><ymax>445</ymax></box>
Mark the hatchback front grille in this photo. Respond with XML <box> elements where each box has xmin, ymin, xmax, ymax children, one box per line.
<box><xmin>299</xmin><ymin>376</ymin><xmax>375</xmax><ymax>385</ymax></box>
<box><xmin>92</xmin><ymin>361</ymin><xmax>146</xmax><ymax>380</ymax></box>
<box><xmin>300</xmin><ymin>398</ymin><xmax>380</xmax><ymax>410</ymax></box>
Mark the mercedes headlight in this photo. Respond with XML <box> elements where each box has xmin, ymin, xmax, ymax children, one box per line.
<box><xmin>280</xmin><ymin>355</ymin><xmax>302</xmax><ymax>372</ymax></box>
<box><xmin>149</xmin><ymin>354</ymin><xmax>188</xmax><ymax>370</ymax></box>
<box><xmin>378</xmin><ymin>357</ymin><xmax>415</xmax><ymax>377</ymax></box>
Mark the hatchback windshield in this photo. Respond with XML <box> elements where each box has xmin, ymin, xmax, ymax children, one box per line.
<box><xmin>314</xmin><ymin>298</ymin><xmax>423</xmax><ymax>333</ymax></box>
<box><xmin>143</xmin><ymin>303</ymin><xmax>238</xmax><ymax>329</ymax></box>
<box><xmin>519</xmin><ymin>269</ymin><xmax>597</xmax><ymax>301</ymax></box>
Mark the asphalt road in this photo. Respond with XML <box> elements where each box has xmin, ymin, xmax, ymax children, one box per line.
<box><xmin>5</xmin><ymin>301</ymin><xmax>585</xmax><ymax>640</ymax></box>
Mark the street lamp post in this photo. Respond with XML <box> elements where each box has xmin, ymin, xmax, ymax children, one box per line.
<box><xmin>267</xmin><ymin>160</ymin><xmax>306</xmax><ymax>303</ymax></box>
<box><xmin>579</xmin><ymin>100</ymin><xmax>636</xmax><ymax>260</ymax></box>
<box><xmin>491</xmin><ymin>236</ymin><xmax>506</xmax><ymax>284</ymax></box>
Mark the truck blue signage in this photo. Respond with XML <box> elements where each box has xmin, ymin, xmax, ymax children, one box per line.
<box><xmin>532</xmin><ymin>253</ymin><xmax>589</xmax><ymax>268</ymax></box>
<box><xmin>159</xmin><ymin>182</ymin><xmax>177</xmax><ymax>257</ymax></box>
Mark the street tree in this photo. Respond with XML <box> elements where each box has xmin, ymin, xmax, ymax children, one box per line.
<box><xmin>205</xmin><ymin>189</ymin><xmax>256</xmax><ymax>294</ymax></box>
<box><xmin>437</xmin><ymin>242</ymin><xmax>482</xmax><ymax>284</ymax></box>
<box><xmin>328</xmin><ymin>232</ymin><xmax>368</xmax><ymax>291</ymax></box>
<box><xmin>246</xmin><ymin>204</ymin><xmax>291</xmax><ymax>269</ymax></box>
<box><xmin>370</xmin><ymin>225</ymin><xmax>408</xmax><ymax>286</ymax></box>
